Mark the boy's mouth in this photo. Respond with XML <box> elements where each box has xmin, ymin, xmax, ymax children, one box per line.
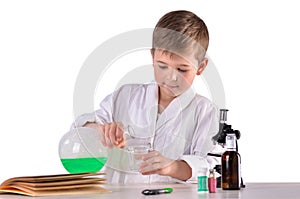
<box><xmin>163</xmin><ymin>83</ymin><xmax>179</xmax><ymax>90</ymax></box>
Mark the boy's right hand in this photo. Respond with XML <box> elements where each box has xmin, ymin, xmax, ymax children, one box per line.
<box><xmin>84</xmin><ymin>122</ymin><xmax>125</xmax><ymax>148</ymax></box>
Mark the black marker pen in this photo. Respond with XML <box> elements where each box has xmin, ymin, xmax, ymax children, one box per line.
<box><xmin>142</xmin><ymin>188</ymin><xmax>173</xmax><ymax>195</ymax></box>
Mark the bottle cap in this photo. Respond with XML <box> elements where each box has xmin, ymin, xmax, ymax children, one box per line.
<box><xmin>225</xmin><ymin>133</ymin><xmax>237</xmax><ymax>149</ymax></box>
<box><xmin>209</xmin><ymin>169</ymin><xmax>216</xmax><ymax>178</ymax></box>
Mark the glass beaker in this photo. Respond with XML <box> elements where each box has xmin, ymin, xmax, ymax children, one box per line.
<box><xmin>126</xmin><ymin>138</ymin><xmax>151</xmax><ymax>171</ymax></box>
<box><xmin>124</xmin><ymin>125</ymin><xmax>152</xmax><ymax>172</ymax></box>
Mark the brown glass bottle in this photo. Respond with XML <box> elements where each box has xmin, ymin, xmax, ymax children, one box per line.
<box><xmin>221</xmin><ymin>133</ymin><xmax>241</xmax><ymax>190</ymax></box>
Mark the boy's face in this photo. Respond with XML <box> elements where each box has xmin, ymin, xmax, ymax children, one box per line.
<box><xmin>152</xmin><ymin>49</ymin><xmax>207</xmax><ymax>98</ymax></box>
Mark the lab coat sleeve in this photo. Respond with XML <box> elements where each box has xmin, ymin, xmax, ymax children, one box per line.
<box><xmin>179</xmin><ymin>103</ymin><xmax>220</xmax><ymax>183</ymax></box>
<box><xmin>70</xmin><ymin>91</ymin><xmax>115</xmax><ymax>129</ymax></box>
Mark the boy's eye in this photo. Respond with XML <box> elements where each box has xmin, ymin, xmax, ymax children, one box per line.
<box><xmin>158</xmin><ymin>65</ymin><xmax>168</xmax><ymax>69</ymax></box>
<box><xmin>177</xmin><ymin>68</ymin><xmax>188</xmax><ymax>73</ymax></box>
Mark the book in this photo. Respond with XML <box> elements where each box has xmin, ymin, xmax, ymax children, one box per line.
<box><xmin>0</xmin><ymin>172</ymin><xmax>110</xmax><ymax>196</ymax></box>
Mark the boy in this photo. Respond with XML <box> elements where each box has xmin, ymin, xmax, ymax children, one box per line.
<box><xmin>73</xmin><ymin>10</ymin><xmax>218</xmax><ymax>183</ymax></box>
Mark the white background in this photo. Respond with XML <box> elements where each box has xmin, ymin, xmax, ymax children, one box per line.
<box><xmin>1</xmin><ymin>0</ymin><xmax>300</xmax><ymax>183</ymax></box>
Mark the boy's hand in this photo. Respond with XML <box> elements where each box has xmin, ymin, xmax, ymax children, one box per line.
<box><xmin>139</xmin><ymin>150</ymin><xmax>175</xmax><ymax>176</ymax></box>
<box><xmin>84</xmin><ymin>122</ymin><xmax>125</xmax><ymax>148</ymax></box>
<box><xmin>139</xmin><ymin>150</ymin><xmax>192</xmax><ymax>181</ymax></box>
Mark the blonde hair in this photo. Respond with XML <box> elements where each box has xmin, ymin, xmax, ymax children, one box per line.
<box><xmin>152</xmin><ymin>10</ymin><xmax>209</xmax><ymax>62</ymax></box>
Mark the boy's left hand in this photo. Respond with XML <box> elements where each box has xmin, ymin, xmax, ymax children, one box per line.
<box><xmin>139</xmin><ymin>150</ymin><xmax>175</xmax><ymax>176</ymax></box>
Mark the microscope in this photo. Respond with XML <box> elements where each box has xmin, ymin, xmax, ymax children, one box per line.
<box><xmin>209</xmin><ymin>109</ymin><xmax>245</xmax><ymax>188</ymax></box>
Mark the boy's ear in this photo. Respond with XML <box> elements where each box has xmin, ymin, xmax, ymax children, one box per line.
<box><xmin>196</xmin><ymin>58</ymin><xmax>208</xmax><ymax>75</ymax></box>
<box><xmin>150</xmin><ymin>48</ymin><xmax>154</xmax><ymax>56</ymax></box>
<box><xmin>150</xmin><ymin>49</ymin><xmax>155</xmax><ymax>65</ymax></box>
<box><xmin>150</xmin><ymin>49</ymin><xmax>155</xmax><ymax>59</ymax></box>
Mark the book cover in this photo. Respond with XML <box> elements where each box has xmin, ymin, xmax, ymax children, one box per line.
<box><xmin>0</xmin><ymin>172</ymin><xmax>110</xmax><ymax>196</ymax></box>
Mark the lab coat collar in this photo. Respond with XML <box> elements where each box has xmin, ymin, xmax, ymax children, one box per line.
<box><xmin>155</xmin><ymin>84</ymin><xmax>196</xmax><ymax>131</ymax></box>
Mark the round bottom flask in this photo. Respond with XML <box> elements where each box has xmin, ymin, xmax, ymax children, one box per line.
<box><xmin>58</xmin><ymin>127</ymin><xmax>107</xmax><ymax>174</ymax></box>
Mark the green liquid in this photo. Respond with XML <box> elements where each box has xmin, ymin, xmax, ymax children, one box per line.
<box><xmin>60</xmin><ymin>157</ymin><xmax>107</xmax><ymax>174</ymax></box>
<box><xmin>198</xmin><ymin>176</ymin><xmax>208</xmax><ymax>192</ymax></box>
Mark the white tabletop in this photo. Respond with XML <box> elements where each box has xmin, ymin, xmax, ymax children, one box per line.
<box><xmin>1</xmin><ymin>183</ymin><xmax>300</xmax><ymax>199</ymax></box>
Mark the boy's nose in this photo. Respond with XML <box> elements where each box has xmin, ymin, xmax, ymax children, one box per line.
<box><xmin>167</xmin><ymin>69</ymin><xmax>178</xmax><ymax>81</ymax></box>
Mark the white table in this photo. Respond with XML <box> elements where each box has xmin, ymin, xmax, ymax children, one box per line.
<box><xmin>1</xmin><ymin>183</ymin><xmax>300</xmax><ymax>198</ymax></box>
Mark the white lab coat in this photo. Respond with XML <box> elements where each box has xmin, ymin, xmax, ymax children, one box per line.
<box><xmin>73</xmin><ymin>82</ymin><xmax>219</xmax><ymax>184</ymax></box>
